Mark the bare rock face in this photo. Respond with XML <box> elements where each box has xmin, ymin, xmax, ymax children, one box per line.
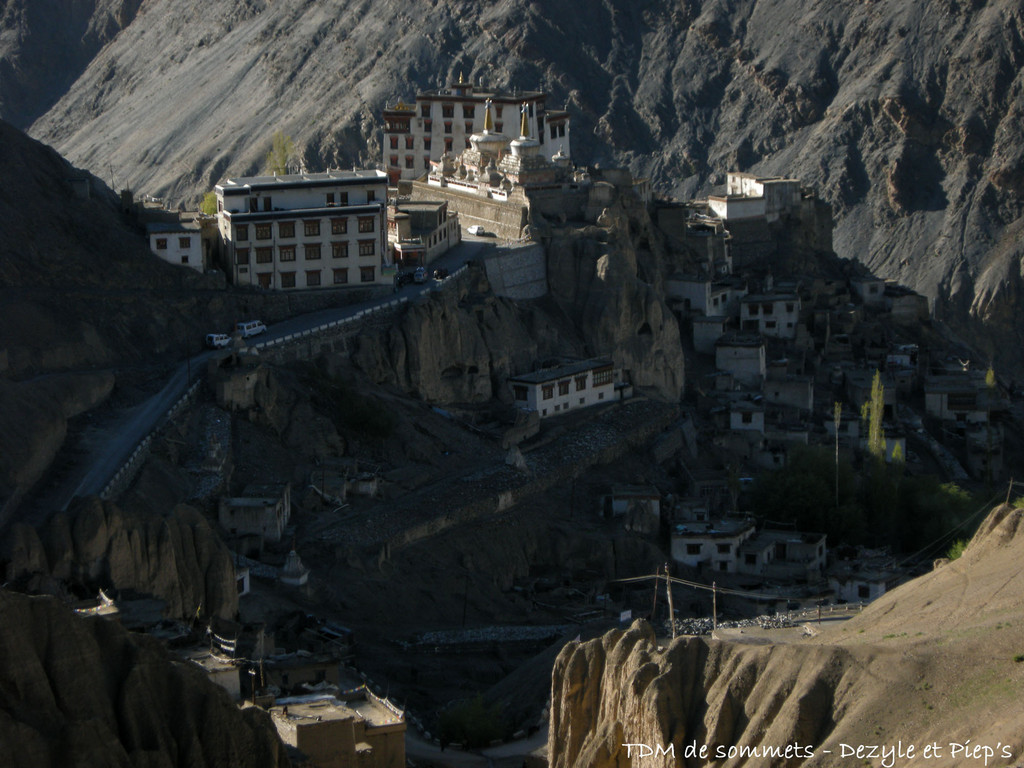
<box><xmin>0</xmin><ymin>591</ymin><xmax>289</xmax><ymax>768</ymax></box>
<box><xmin>2</xmin><ymin>499</ymin><xmax>239</xmax><ymax>621</ymax></box>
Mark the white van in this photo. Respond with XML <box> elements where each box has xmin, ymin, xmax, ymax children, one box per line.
<box><xmin>236</xmin><ymin>320</ymin><xmax>267</xmax><ymax>338</ymax></box>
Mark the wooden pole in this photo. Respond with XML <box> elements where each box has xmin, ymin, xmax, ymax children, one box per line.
<box><xmin>664</xmin><ymin>564</ymin><xmax>676</xmax><ymax>640</ymax></box>
<box><xmin>712</xmin><ymin>581</ymin><xmax>718</xmax><ymax>632</ymax></box>
<box><xmin>649</xmin><ymin>567</ymin><xmax>660</xmax><ymax>624</ymax></box>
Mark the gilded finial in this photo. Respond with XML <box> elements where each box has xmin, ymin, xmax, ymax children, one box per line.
<box><xmin>520</xmin><ymin>102</ymin><xmax>530</xmax><ymax>139</ymax></box>
<box><xmin>483</xmin><ymin>99</ymin><xmax>494</xmax><ymax>133</ymax></box>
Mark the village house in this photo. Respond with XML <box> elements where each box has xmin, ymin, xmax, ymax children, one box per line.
<box><xmin>740</xmin><ymin>293</ymin><xmax>801</xmax><ymax>339</ymax></box>
<box><xmin>147</xmin><ymin>220</ymin><xmax>204</xmax><ymax>271</ymax></box>
<box><xmin>693</xmin><ymin>316</ymin><xmax>730</xmax><ymax>355</ymax></box>
<box><xmin>707</xmin><ymin>173</ymin><xmax>802</xmax><ymax>222</ymax></box>
<box><xmin>849</xmin><ymin>276</ymin><xmax>886</xmax><ymax>308</ymax></box>
<box><xmin>382</xmin><ymin>74</ymin><xmax>570</xmax><ymax>184</ymax></box>
<box><xmin>715</xmin><ymin>333</ymin><xmax>766</xmax><ymax>387</ymax></box>
<box><xmin>270</xmin><ymin>687</ymin><xmax>406</xmax><ymax>768</ymax></box>
<box><xmin>736</xmin><ymin>529</ymin><xmax>827</xmax><ymax>582</ymax></box>
<box><xmin>386</xmin><ymin>199</ymin><xmax>460</xmax><ymax>268</ymax></box>
<box><xmin>219</xmin><ymin>483</ymin><xmax>292</xmax><ymax>543</ymax></box>
<box><xmin>509</xmin><ymin>358</ymin><xmax>616</xmax><ymax>418</ymax></box>
<box><xmin>924</xmin><ymin>372</ymin><xmax>997</xmax><ymax>424</ymax></box>
<box><xmin>215</xmin><ymin>170</ymin><xmax>390</xmax><ymax>289</ymax></box>
<box><xmin>670</xmin><ymin>518</ymin><xmax>756</xmax><ymax>573</ymax></box>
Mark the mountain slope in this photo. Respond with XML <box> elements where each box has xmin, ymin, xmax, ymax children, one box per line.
<box><xmin>12</xmin><ymin>0</ymin><xmax>1024</xmax><ymax>370</ymax></box>
<box><xmin>549</xmin><ymin>503</ymin><xmax>1024</xmax><ymax>767</ymax></box>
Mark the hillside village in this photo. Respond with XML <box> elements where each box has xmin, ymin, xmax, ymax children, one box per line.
<box><xmin>5</xmin><ymin>73</ymin><xmax>1020</xmax><ymax>768</ymax></box>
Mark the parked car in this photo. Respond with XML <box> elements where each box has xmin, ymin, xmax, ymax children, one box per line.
<box><xmin>235</xmin><ymin>320</ymin><xmax>267</xmax><ymax>338</ymax></box>
<box><xmin>467</xmin><ymin>224</ymin><xmax>485</xmax><ymax>236</ymax></box>
<box><xmin>432</xmin><ymin>267</ymin><xmax>449</xmax><ymax>280</ymax></box>
<box><xmin>413</xmin><ymin>266</ymin><xmax>427</xmax><ymax>283</ymax></box>
<box><xmin>205</xmin><ymin>333</ymin><xmax>231</xmax><ymax>349</ymax></box>
<box><xmin>394</xmin><ymin>271</ymin><xmax>415</xmax><ymax>291</ymax></box>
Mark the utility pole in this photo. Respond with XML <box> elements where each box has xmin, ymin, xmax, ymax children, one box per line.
<box><xmin>649</xmin><ymin>566</ymin><xmax>660</xmax><ymax>624</ymax></box>
<box><xmin>664</xmin><ymin>564</ymin><xmax>676</xmax><ymax>640</ymax></box>
<box><xmin>712</xmin><ymin>581</ymin><xmax>718</xmax><ymax>633</ymax></box>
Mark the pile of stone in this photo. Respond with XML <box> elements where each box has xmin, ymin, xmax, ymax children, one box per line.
<box><xmin>667</xmin><ymin>612</ymin><xmax>796</xmax><ymax>636</ymax></box>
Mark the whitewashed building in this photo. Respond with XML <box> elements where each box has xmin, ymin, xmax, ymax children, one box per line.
<box><xmin>716</xmin><ymin>334</ymin><xmax>766</xmax><ymax>387</ymax></box>
<box><xmin>148</xmin><ymin>221</ymin><xmax>204</xmax><ymax>272</ymax></box>
<box><xmin>215</xmin><ymin>170</ymin><xmax>389</xmax><ymax>289</ymax></box>
<box><xmin>670</xmin><ymin>519</ymin><xmax>756</xmax><ymax>573</ymax></box>
<box><xmin>509</xmin><ymin>359</ymin><xmax>615</xmax><ymax>418</ymax></box>
<box><xmin>740</xmin><ymin>294</ymin><xmax>801</xmax><ymax>339</ymax></box>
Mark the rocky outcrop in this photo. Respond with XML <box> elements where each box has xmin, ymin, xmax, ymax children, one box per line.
<box><xmin>0</xmin><ymin>590</ymin><xmax>289</xmax><ymax>768</ymax></box>
<box><xmin>2</xmin><ymin>499</ymin><xmax>239</xmax><ymax>621</ymax></box>
<box><xmin>550</xmin><ymin>504</ymin><xmax>1024</xmax><ymax>767</ymax></box>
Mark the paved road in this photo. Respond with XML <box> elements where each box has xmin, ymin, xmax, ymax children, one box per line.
<box><xmin>9</xmin><ymin>237</ymin><xmax>496</xmax><ymax>533</ymax></box>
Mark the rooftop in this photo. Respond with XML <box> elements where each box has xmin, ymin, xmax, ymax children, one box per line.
<box><xmin>509</xmin><ymin>358</ymin><xmax>613</xmax><ymax>385</ymax></box>
<box><xmin>217</xmin><ymin>169</ymin><xmax>387</xmax><ymax>193</ymax></box>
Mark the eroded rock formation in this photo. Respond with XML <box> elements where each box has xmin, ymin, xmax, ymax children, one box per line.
<box><xmin>0</xmin><ymin>590</ymin><xmax>289</xmax><ymax>768</ymax></box>
<box><xmin>2</xmin><ymin>499</ymin><xmax>239</xmax><ymax>620</ymax></box>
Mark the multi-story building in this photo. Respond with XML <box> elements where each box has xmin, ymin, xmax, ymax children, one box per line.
<box><xmin>147</xmin><ymin>221</ymin><xmax>204</xmax><ymax>272</ymax></box>
<box><xmin>382</xmin><ymin>75</ymin><xmax>571</xmax><ymax>184</ymax></box>
<box><xmin>215</xmin><ymin>170</ymin><xmax>389</xmax><ymax>289</ymax></box>
<box><xmin>509</xmin><ymin>359</ymin><xmax>615</xmax><ymax>418</ymax></box>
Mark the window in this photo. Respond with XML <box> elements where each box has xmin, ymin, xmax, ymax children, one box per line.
<box><xmin>304</xmin><ymin>244</ymin><xmax>321</xmax><ymax>260</ymax></box>
<box><xmin>421</xmin><ymin>104</ymin><xmax>430</xmax><ymax>118</ymax></box>
<box><xmin>763</xmin><ymin>303</ymin><xmax>774</xmax><ymax>315</ymax></box>
<box><xmin>495</xmin><ymin>105</ymin><xmax>503</xmax><ymax>118</ymax></box>
<box><xmin>718</xmin><ymin>561</ymin><xmax>728</xmax><ymax>572</ymax></box>
<box><xmin>280</xmin><ymin>271</ymin><xmax>295</xmax><ymax>288</ymax></box>
<box><xmin>513</xmin><ymin>385</ymin><xmax>528</xmax><ymax>401</ymax></box>
<box><xmin>717</xmin><ymin>543</ymin><xmax>731</xmax><ymax>554</ymax></box>
<box><xmin>745</xmin><ymin>553</ymin><xmax>757</xmax><ymax>565</ymax></box>
<box><xmin>278</xmin><ymin>221</ymin><xmax>295</xmax><ymax>238</ymax></box>
<box><xmin>424</xmin><ymin>119</ymin><xmax>432</xmax><ymax>130</ymax></box>
<box><xmin>255</xmin><ymin>247</ymin><xmax>273</xmax><ymax>264</ymax></box>
<box><xmin>236</xmin><ymin>224</ymin><xmax>248</xmax><ymax>241</ymax></box>
<box><xmin>593</xmin><ymin>368</ymin><xmax>613</xmax><ymax>387</ymax></box>
<box><xmin>558</xmin><ymin>380</ymin><xmax>570</xmax><ymax>396</ymax></box>
<box><xmin>333</xmin><ymin>268</ymin><xmax>348</xmax><ymax>284</ymax></box>
<box><xmin>465</xmin><ymin>138</ymin><xmax>471</xmax><ymax>149</ymax></box>
<box><xmin>424</xmin><ymin>156</ymin><xmax>430</xmax><ymax>169</ymax></box>
<box><xmin>858</xmin><ymin>585</ymin><xmax>870</xmax><ymax>599</ymax></box>
<box><xmin>367</xmin><ymin>190</ymin><xmax>376</xmax><ymax>202</ymax></box>
<box><xmin>575</xmin><ymin>375</ymin><xmax>587</xmax><ymax>392</ymax></box>
<box><xmin>326</xmin><ymin>193</ymin><xmax>335</xmax><ymax>206</ymax></box>
<box><xmin>444</xmin><ymin>138</ymin><xmax>453</xmax><ymax>153</ymax></box>
<box><xmin>390</xmin><ymin>136</ymin><xmax>398</xmax><ymax>149</ymax></box>
<box><xmin>444</xmin><ymin>121</ymin><xmax>452</xmax><ymax>134</ymax></box>
<box><xmin>741</xmin><ymin>412</ymin><xmax>752</xmax><ymax>424</ymax></box>
<box><xmin>338</xmin><ymin>192</ymin><xmax>348</xmax><ymax>205</ymax></box>
<box><xmin>180</xmin><ymin>256</ymin><xmax>189</xmax><ymax>264</ymax></box>
<box><xmin>785</xmin><ymin>303</ymin><xmax>794</xmax><ymax>312</ymax></box>
<box><xmin>405</xmin><ymin>156</ymin><xmax>414</xmax><ymax>168</ymax></box>
<box><xmin>495</xmin><ymin>121</ymin><xmax>503</xmax><ymax>132</ymax></box>
<box><xmin>331</xmin><ymin>218</ymin><xmax>348</xmax><ymax>235</ymax></box>
<box><xmin>390</xmin><ymin>154</ymin><xmax>399</xmax><ymax>166</ymax></box>
<box><xmin>359</xmin><ymin>266</ymin><xmax>375</xmax><ymax>282</ymax></box>
<box><xmin>465</xmin><ymin>122</ymin><xmax>473</xmax><ymax>134</ymax></box>
<box><xmin>235</xmin><ymin>248</ymin><xmax>250</xmax><ymax>265</ymax></box>
<box><xmin>306</xmin><ymin>270</ymin><xmax>321</xmax><ymax>287</ymax></box>
<box><xmin>279</xmin><ymin>245</ymin><xmax>296</xmax><ymax>262</ymax></box>
<box><xmin>178</xmin><ymin>237</ymin><xmax>191</xmax><ymax>248</ymax></box>
<box><xmin>358</xmin><ymin>240</ymin><xmax>375</xmax><ymax>257</ymax></box>
<box><xmin>249</xmin><ymin>196</ymin><xmax>258</xmax><ymax>211</ymax></box>
<box><xmin>332</xmin><ymin>242</ymin><xmax>348</xmax><ymax>259</ymax></box>
<box><xmin>442</xmin><ymin>104</ymin><xmax>454</xmax><ymax>118</ymax></box>
<box><xmin>542</xmin><ymin>384</ymin><xmax>554</xmax><ymax>400</ymax></box>
<box><xmin>263</xmin><ymin>197</ymin><xmax>272</xmax><ymax>211</ymax></box>
<box><xmin>423</xmin><ymin>137</ymin><xmax>431</xmax><ymax>151</ymax></box>
<box><xmin>257</xmin><ymin>272</ymin><xmax>271</xmax><ymax>288</ymax></box>
<box><xmin>304</xmin><ymin>219</ymin><xmax>320</xmax><ymax>237</ymax></box>
<box><xmin>358</xmin><ymin>216</ymin><xmax>375</xmax><ymax>233</ymax></box>
<box><xmin>405</xmin><ymin>136</ymin><xmax>414</xmax><ymax>150</ymax></box>
<box><xmin>686</xmin><ymin>544</ymin><xmax>701</xmax><ymax>555</ymax></box>
<box><xmin>255</xmin><ymin>224</ymin><xmax>272</xmax><ymax>240</ymax></box>
<box><xmin>462</xmin><ymin>105</ymin><xmax>474</xmax><ymax>118</ymax></box>
<box><xmin>155</xmin><ymin>238</ymin><xmax>167</xmax><ymax>250</ymax></box>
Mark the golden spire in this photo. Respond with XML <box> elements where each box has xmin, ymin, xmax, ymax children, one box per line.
<box><xmin>483</xmin><ymin>99</ymin><xmax>494</xmax><ymax>133</ymax></box>
<box><xmin>458</xmin><ymin>71</ymin><xmax>465</xmax><ymax>84</ymax></box>
<box><xmin>520</xmin><ymin>102</ymin><xmax>530</xmax><ymax>139</ymax></box>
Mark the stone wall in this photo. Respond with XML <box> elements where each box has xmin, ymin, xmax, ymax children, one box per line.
<box><xmin>410</xmin><ymin>181</ymin><xmax>528</xmax><ymax>240</ymax></box>
<box><xmin>483</xmin><ymin>243</ymin><xmax>548</xmax><ymax>299</ymax></box>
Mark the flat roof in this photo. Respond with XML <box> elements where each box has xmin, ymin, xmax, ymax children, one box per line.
<box><xmin>509</xmin><ymin>358</ymin><xmax>613</xmax><ymax>385</ymax></box>
<box><xmin>717</xmin><ymin>333</ymin><xmax>764</xmax><ymax>347</ymax></box>
<box><xmin>272</xmin><ymin>692</ymin><xmax>404</xmax><ymax>728</ymax></box>
<box><xmin>223</xmin><ymin>204</ymin><xmax>381</xmax><ymax>222</ymax></box>
<box><xmin>218</xmin><ymin>169</ymin><xmax>387</xmax><ymax>195</ymax></box>
<box><xmin>742</xmin><ymin>294</ymin><xmax>799</xmax><ymax>302</ymax></box>
<box><xmin>146</xmin><ymin>221</ymin><xmax>200</xmax><ymax>234</ymax></box>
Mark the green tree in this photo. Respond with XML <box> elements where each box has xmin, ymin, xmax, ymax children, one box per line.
<box><xmin>200</xmin><ymin>191</ymin><xmax>218</xmax><ymax>215</ymax></box>
<box><xmin>861</xmin><ymin>370</ymin><xmax>886</xmax><ymax>459</ymax></box>
<box><xmin>264</xmin><ymin>130</ymin><xmax>296</xmax><ymax>175</ymax></box>
<box><xmin>947</xmin><ymin>539</ymin><xmax>968</xmax><ymax>560</ymax></box>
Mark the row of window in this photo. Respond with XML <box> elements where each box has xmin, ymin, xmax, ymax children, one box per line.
<box><xmin>241</xmin><ymin>191</ymin><xmax>375</xmax><ymax>214</ymax></box>
<box><xmin>252</xmin><ymin>266</ymin><xmax>376</xmax><ymax>288</ymax></box>
<box><xmin>390</xmin><ymin>136</ymin><xmax>433</xmax><ymax>151</ymax></box>
<box><xmin>154</xmin><ymin>237</ymin><xmax>191</xmax><ymax>249</ymax></box>
<box><xmin>235</xmin><ymin>240</ymin><xmax>375</xmax><ymax>265</ymax></box>
<box><xmin>235</xmin><ymin>216</ymin><xmax>375</xmax><ymax>242</ymax></box>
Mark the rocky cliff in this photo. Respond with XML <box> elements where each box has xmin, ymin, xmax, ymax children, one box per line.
<box><xmin>6</xmin><ymin>0</ymin><xmax>1023</xmax><ymax>371</ymax></box>
<box><xmin>2</xmin><ymin>499</ymin><xmax>239</xmax><ymax>621</ymax></box>
<box><xmin>549</xmin><ymin>503</ymin><xmax>1024</xmax><ymax>767</ymax></box>
<box><xmin>0</xmin><ymin>590</ymin><xmax>289</xmax><ymax>768</ymax></box>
